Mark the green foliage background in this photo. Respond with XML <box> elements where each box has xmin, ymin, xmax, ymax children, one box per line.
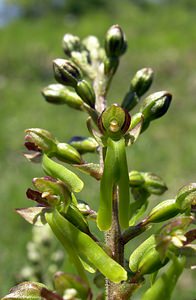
<box><xmin>0</xmin><ymin>0</ymin><xmax>196</xmax><ymax>298</ymax></box>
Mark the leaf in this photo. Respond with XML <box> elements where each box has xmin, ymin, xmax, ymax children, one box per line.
<box><xmin>16</xmin><ymin>207</ymin><xmax>49</xmax><ymax>226</ymax></box>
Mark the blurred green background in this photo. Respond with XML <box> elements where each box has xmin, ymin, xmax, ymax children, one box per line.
<box><xmin>0</xmin><ymin>0</ymin><xmax>196</xmax><ymax>298</ymax></box>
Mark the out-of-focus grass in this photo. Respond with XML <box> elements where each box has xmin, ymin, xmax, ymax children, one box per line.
<box><xmin>0</xmin><ymin>1</ymin><xmax>196</xmax><ymax>298</ymax></box>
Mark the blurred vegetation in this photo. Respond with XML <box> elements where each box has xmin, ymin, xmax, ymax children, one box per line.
<box><xmin>6</xmin><ymin>0</ymin><xmax>110</xmax><ymax>17</ymax></box>
<box><xmin>1</xmin><ymin>0</ymin><xmax>196</xmax><ymax>298</ymax></box>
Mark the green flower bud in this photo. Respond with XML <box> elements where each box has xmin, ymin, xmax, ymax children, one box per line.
<box><xmin>69</xmin><ymin>136</ymin><xmax>98</xmax><ymax>154</ymax></box>
<box><xmin>42</xmin><ymin>84</ymin><xmax>83</xmax><ymax>109</ymax></box>
<box><xmin>55</xmin><ymin>142</ymin><xmax>83</xmax><ymax>164</ymax></box>
<box><xmin>62</xmin><ymin>33</ymin><xmax>82</xmax><ymax>57</ymax></box>
<box><xmin>176</xmin><ymin>183</ymin><xmax>196</xmax><ymax>212</ymax></box>
<box><xmin>98</xmin><ymin>104</ymin><xmax>131</xmax><ymax>140</ymax></box>
<box><xmin>140</xmin><ymin>91</ymin><xmax>172</xmax><ymax>124</ymax></box>
<box><xmin>82</xmin><ymin>35</ymin><xmax>101</xmax><ymax>61</ymax></box>
<box><xmin>53</xmin><ymin>59</ymin><xmax>82</xmax><ymax>87</ymax></box>
<box><xmin>25</xmin><ymin>128</ymin><xmax>57</xmax><ymax>154</ymax></box>
<box><xmin>121</xmin><ymin>91</ymin><xmax>139</xmax><ymax>112</ymax></box>
<box><xmin>129</xmin><ymin>235</ymin><xmax>168</xmax><ymax>275</ymax></box>
<box><xmin>105</xmin><ymin>24</ymin><xmax>127</xmax><ymax>58</ymax></box>
<box><xmin>129</xmin><ymin>170</ymin><xmax>145</xmax><ymax>187</ymax></box>
<box><xmin>129</xmin><ymin>235</ymin><xmax>156</xmax><ymax>273</ymax></box>
<box><xmin>142</xmin><ymin>172</ymin><xmax>168</xmax><ymax>195</ymax></box>
<box><xmin>130</xmin><ymin>68</ymin><xmax>154</xmax><ymax>97</ymax></box>
<box><xmin>138</xmin><ymin>246</ymin><xmax>168</xmax><ymax>275</ymax></box>
<box><xmin>75</xmin><ymin>79</ymin><xmax>95</xmax><ymax>108</ymax></box>
<box><xmin>146</xmin><ymin>199</ymin><xmax>180</xmax><ymax>223</ymax></box>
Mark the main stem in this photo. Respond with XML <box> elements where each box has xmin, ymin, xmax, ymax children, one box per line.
<box><xmin>105</xmin><ymin>186</ymin><xmax>124</xmax><ymax>300</ymax></box>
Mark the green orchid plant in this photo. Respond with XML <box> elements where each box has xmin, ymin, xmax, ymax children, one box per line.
<box><xmin>2</xmin><ymin>24</ymin><xmax>196</xmax><ymax>300</ymax></box>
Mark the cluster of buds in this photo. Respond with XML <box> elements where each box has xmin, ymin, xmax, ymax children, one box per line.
<box><xmin>5</xmin><ymin>23</ymin><xmax>195</xmax><ymax>300</ymax></box>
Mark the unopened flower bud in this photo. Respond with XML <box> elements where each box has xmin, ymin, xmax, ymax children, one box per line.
<box><xmin>138</xmin><ymin>246</ymin><xmax>168</xmax><ymax>275</ymax></box>
<box><xmin>53</xmin><ymin>59</ymin><xmax>82</xmax><ymax>87</ymax></box>
<box><xmin>176</xmin><ymin>183</ymin><xmax>196</xmax><ymax>212</ymax></box>
<box><xmin>121</xmin><ymin>91</ymin><xmax>139</xmax><ymax>112</ymax></box>
<box><xmin>83</xmin><ymin>35</ymin><xmax>100</xmax><ymax>52</ymax></box>
<box><xmin>42</xmin><ymin>84</ymin><xmax>83</xmax><ymax>110</ymax></box>
<box><xmin>98</xmin><ymin>104</ymin><xmax>131</xmax><ymax>140</ymax></box>
<box><xmin>130</xmin><ymin>68</ymin><xmax>154</xmax><ymax>97</ymax></box>
<box><xmin>105</xmin><ymin>25</ymin><xmax>127</xmax><ymax>58</ymax></box>
<box><xmin>142</xmin><ymin>172</ymin><xmax>168</xmax><ymax>195</ymax></box>
<box><xmin>55</xmin><ymin>142</ymin><xmax>83</xmax><ymax>164</ymax></box>
<box><xmin>129</xmin><ymin>170</ymin><xmax>145</xmax><ymax>187</ymax></box>
<box><xmin>82</xmin><ymin>35</ymin><xmax>101</xmax><ymax>61</ymax></box>
<box><xmin>62</xmin><ymin>33</ymin><xmax>82</xmax><ymax>57</ymax></box>
<box><xmin>140</xmin><ymin>91</ymin><xmax>172</xmax><ymax>124</ymax></box>
<box><xmin>68</xmin><ymin>136</ymin><xmax>98</xmax><ymax>154</ymax></box>
<box><xmin>146</xmin><ymin>199</ymin><xmax>180</xmax><ymax>223</ymax></box>
<box><xmin>25</xmin><ymin>128</ymin><xmax>57</xmax><ymax>154</ymax></box>
<box><xmin>76</xmin><ymin>79</ymin><xmax>95</xmax><ymax>108</ymax></box>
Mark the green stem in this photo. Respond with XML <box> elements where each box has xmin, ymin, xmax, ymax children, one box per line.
<box><xmin>105</xmin><ymin>186</ymin><xmax>124</xmax><ymax>300</ymax></box>
<box><xmin>122</xmin><ymin>221</ymin><xmax>148</xmax><ymax>245</ymax></box>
